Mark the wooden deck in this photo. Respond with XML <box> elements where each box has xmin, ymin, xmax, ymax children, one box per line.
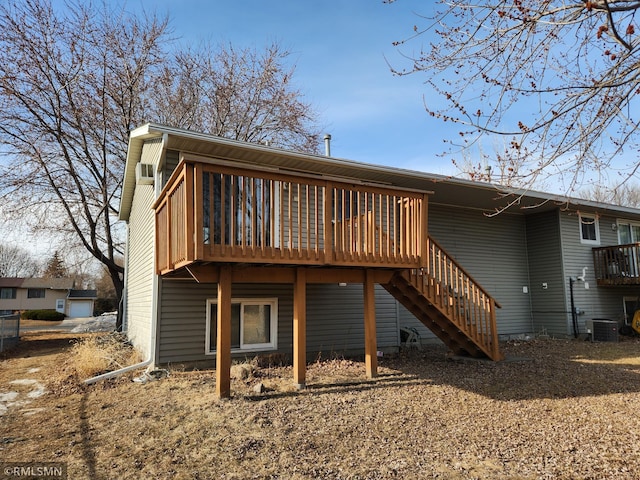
<box><xmin>593</xmin><ymin>243</ymin><xmax>640</xmax><ymax>286</ymax></box>
<box><xmin>154</xmin><ymin>159</ymin><xmax>429</xmax><ymax>274</ymax></box>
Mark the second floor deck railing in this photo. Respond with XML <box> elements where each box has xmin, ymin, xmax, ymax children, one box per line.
<box><xmin>155</xmin><ymin>159</ymin><xmax>429</xmax><ymax>273</ymax></box>
<box><xmin>593</xmin><ymin>243</ymin><xmax>640</xmax><ymax>286</ymax></box>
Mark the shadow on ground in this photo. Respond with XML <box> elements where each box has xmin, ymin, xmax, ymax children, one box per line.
<box><xmin>380</xmin><ymin>338</ymin><xmax>640</xmax><ymax>401</ymax></box>
<box><xmin>0</xmin><ymin>333</ymin><xmax>82</xmax><ymax>360</ymax></box>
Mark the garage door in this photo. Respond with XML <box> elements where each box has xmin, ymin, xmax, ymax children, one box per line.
<box><xmin>69</xmin><ymin>301</ymin><xmax>93</xmax><ymax>318</ymax></box>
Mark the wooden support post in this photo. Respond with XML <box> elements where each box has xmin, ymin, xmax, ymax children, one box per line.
<box><xmin>216</xmin><ymin>266</ymin><xmax>232</xmax><ymax>399</ymax></box>
<box><xmin>293</xmin><ymin>268</ymin><xmax>307</xmax><ymax>389</ymax></box>
<box><xmin>363</xmin><ymin>269</ymin><xmax>378</xmax><ymax>378</ymax></box>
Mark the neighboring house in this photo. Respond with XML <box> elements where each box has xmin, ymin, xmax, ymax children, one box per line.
<box><xmin>120</xmin><ymin>123</ymin><xmax>640</xmax><ymax>398</ymax></box>
<box><xmin>66</xmin><ymin>289</ymin><xmax>98</xmax><ymax>318</ymax></box>
<box><xmin>0</xmin><ymin>278</ymin><xmax>96</xmax><ymax>318</ymax></box>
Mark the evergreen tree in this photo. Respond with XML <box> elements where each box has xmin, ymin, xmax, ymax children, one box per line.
<box><xmin>43</xmin><ymin>251</ymin><xmax>67</xmax><ymax>278</ymax></box>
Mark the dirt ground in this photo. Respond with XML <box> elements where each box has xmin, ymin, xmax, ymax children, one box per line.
<box><xmin>18</xmin><ymin>319</ymin><xmax>64</xmax><ymax>328</ymax></box>
<box><xmin>1</xmin><ymin>332</ymin><xmax>640</xmax><ymax>479</ymax></box>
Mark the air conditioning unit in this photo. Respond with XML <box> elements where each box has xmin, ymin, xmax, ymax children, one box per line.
<box><xmin>135</xmin><ymin>163</ymin><xmax>154</xmax><ymax>185</ymax></box>
<box><xmin>585</xmin><ymin>319</ymin><xmax>618</xmax><ymax>342</ymax></box>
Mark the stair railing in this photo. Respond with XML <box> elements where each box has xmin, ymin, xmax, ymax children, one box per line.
<box><xmin>407</xmin><ymin>236</ymin><xmax>503</xmax><ymax>360</ymax></box>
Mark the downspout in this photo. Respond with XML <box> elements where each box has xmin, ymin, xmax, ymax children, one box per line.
<box><xmin>569</xmin><ymin>277</ymin><xmax>578</xmax><ymax>338</ymax></box>
<box><xmin>83</xmin><ymin>356</ymin><xmax>152</xmax><ymax>384</ymax></box>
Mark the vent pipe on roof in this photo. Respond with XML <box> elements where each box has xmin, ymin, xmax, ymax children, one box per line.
<box><xmin>324</xmin><ymin>133</ymin><xmax>331</xmax><ymax>157</ymax></box>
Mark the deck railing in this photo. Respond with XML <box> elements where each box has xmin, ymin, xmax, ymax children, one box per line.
<box><xmin>155</xmin><ymin>160</ymin><xmax>429</xmax><ymax>273</ymax></box>
<box><xmin>407</xmin><ymin>236</ymin><xmax>502</xmax><ymax>360</ymax></box>
<box><xmin>593</xmin><ymin>243</ymin><xmax>640</xmax><ymax>286</ymax></box>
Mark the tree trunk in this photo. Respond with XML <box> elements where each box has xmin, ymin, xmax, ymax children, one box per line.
<box><xmin>109</xmin><ymin>266</ymin><xmax>125</xmax><ymax>331</ymax></box>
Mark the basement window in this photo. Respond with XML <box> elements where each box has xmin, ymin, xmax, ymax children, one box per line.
<box><xmin>205</xmin><ymin>298</ymin><xmax>277</xmax><ymax>354</ymax></box>
<box><xmin>579</xmin><ymin>213</ymin><xmax>600</xmax><ymax>245</ymax></box>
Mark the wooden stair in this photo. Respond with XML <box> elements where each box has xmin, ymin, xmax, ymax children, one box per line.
<box><xmin>383</xmin><ymin>236</ymin><xmax>504</xmax><ymax>361</ymax></box>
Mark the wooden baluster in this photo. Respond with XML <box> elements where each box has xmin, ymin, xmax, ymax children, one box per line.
<box><xmin>220</xmin><ymin>174</ymin><xmax>226</xmax><ymax>255</ymax></box>
<box><xmin>305</xmin><ymin>185</ymin><xmax>310</xmax><ymax>256</ymax></box>
<box><xmin>297</xmin><ymin>183</ymin><xmax>303</xmax><ymax>258</ymax></box>
<box><xmin>229</xmin><ymin>175</ymin><xmax>236</xmax><ymax>251</ymax></box>
<box><xmin>314</xmin><ymin>185</ymin><xmax>320</xmax><ymax>259</ymax></box>
<box><xmin>288</xmin><ymin>182</ymin><xmax>293</xmax><ymax>255</ymax></box>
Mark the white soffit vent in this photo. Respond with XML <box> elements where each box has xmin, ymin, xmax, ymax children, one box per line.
<box><xmin>135</xmin><ymin>163</ymin><xmax>154</xmax><ymax>185</ymax></box>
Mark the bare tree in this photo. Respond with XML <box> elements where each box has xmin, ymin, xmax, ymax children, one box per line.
<box><xmin>0</xmin><ymin>0</ymin><xmax>321</xmax><ymax>323</ymax></box>
<box><xmin>152</xmin><ymin>43</ymin><xmax>321</xmax><ymax>153</ymax></box>
<box><xmin>580</xmin><ymin>182</ymin><xmax>640</xmax><ymax>207</ymax></box>
<box><xmin>0</xmin><ymin>0</ymin><xmax>169</xmax><ymax>314</ymax></box>
<box><xmin>0</xmin><ymin>244</ymin><xmax>40</xmax><ymax>277</ymax></box>
<box><xmin>389</xmin><ymin>1</ymin><xmax>640</xmax><ymax>197</ymax></box>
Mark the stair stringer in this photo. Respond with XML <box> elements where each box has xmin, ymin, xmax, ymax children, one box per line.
<box><xmin>384</xmin><ymin>270</ymin><xmax>503</xmax><ymax>361</ymax></box>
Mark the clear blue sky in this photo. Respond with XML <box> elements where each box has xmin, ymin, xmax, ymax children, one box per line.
<box><xmin>133</xmin><ymin>0</ymin><xmax>457</xmax><ymax>175</ymax></box>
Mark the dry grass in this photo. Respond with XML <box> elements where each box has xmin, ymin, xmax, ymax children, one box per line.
<box><xmin>65</xmin><ymin>333</ymin><xmax>140</xmax><ymax>379</ymax></box>
<box><xmin>37</xmin><ymin>333</ymin><xmax>141</xmax><ymax>398</ymax></box>
<box><xmin>19</xmin><ymin>319</ymin><xmax>63</xmax><ymax>328</ymax></box>
<box><xmin>1</xmin><ymin>332</ymin><xmax>640</xmax><ymax>479</ymax></box>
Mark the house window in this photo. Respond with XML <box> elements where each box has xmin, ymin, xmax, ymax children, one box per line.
<box><xmin>579</xmin><ymin>213</ymin><xmax>600</xmax><ymax>245</ymax></box>
<box><xmin>0</xmin><ymin>288</ymin><xmax>16</xmax><ymax>299</ymax></box>
<box><xmin>617</xmin><ymin>221</ymin><xmax>640</xmax><ymax>244</ymax></box>
<box><xmin>205</xmin><ymin>298</ymin><xmax>277</xmax><ymax>354</ymax></box>
<box><xmin>27</xmin><ymin>288</ymin><xmax>45</xmax><ymax>299</ymax></box>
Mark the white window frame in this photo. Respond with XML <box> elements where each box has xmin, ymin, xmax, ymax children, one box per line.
<box><xmin>205</xmin><ymin>297</ymin><xmax>278</xmax><ymax>355</ymax></box>
<box><xmin>579</xmin><ymin>213</ymin><xmax>600</xmax><ymax>245</ymax></box>
<box><xmin>616</xmin><ymin>220</ymin><xmax>640</xmax><ymax>244</ymax></box>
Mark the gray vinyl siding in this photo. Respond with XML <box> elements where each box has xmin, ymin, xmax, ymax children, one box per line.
<box><xmin>158</xmin><ymin>281</ymin><xmax>292</xmax><ymax>364</ymax></box>
<box><xmin>306</xmin><ymin>284</ymin><xmax>399</xmax><ymax>356</ymax></box>
<box><xmin>526</xmin><ymin>210</ymin><xmax>568</xmax><ymax>337</ymax></box>
<box><xmin>124</xmin><ymin>138</ymin><xmax>164</xmax><ymax>358</ymax></box>
<box><xmin>399</xmin><ymin>204</ymin><xmax>533</xmax><ymax>341</ymax></box>
<box><xmin>157</xmin><ymin>280</ymin><xmax>399</xmax><ymax>364</ymax></box>
<box><xmin>559</xmin><ymin>211</ymin><xmax>628</xmax><ymax>334</ymax></box>
<box><xmin>163</xmin><ymin>149</ymin><xmax>180</xmax><ymax>188</ymax></box>
<box><xmin>436</xmin><ymin>204</ymin><xmax>530</xmax><ymax>331</ymax></box>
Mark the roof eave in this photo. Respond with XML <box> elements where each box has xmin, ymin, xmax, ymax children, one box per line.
<box><xmin>118</xmin><ymin>123</ymin><xmax>640</xmax><ymax>220</ymax></box>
